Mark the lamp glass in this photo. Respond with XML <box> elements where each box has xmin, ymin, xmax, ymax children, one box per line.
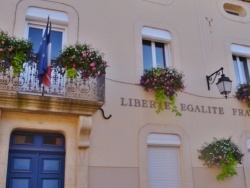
<box><xmin>216</xmin><ymin>75</ymin><xmax>232</xmax><ymax>95</ymax></box>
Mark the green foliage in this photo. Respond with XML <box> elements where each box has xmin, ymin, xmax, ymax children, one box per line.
<box><xmin>0</xmin><ymin>31</ymin><xmax>33</xmax><ymax>74</ymax></box>
<box><xmin>66</xmin><ymin>68</ymin><xmax>78</xmax><ymax>79</ymax></box>
<box><xmin>12</xmin><ymin>51</ymin><xmax>26</xmax><ymax>75</ymax></box>
<box><xmin>155</xmin><ymin>88</ymin><xmax>167</xmax><ymax>114</ymax></box>
<box><xmin>169</xmin><ymin>95</ymin><xmax>182</xmax><ymax>116</ymax></box>
<box><xmin>198</xmin><ymin>137</ymin><xmax>244</xmax><ymax>180</ymax></box>
<box><xmin>140</xmin><ymin>67</ymin><xmax>184</xmax><ymax>115</ymax></box>
<box><xmin>216</xmin><ymin>153</ymin><xmax>238</xmax><ymax>180</ymax></box>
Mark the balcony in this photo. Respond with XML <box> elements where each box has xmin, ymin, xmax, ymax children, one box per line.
<box><xmin>0</xmin><ymin>62</ymin><xmax>105</xmax><ymax>116</ymax></box>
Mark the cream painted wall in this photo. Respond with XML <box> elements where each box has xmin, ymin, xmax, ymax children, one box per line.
<box><xmin>0</xmin><ymin>0</ymin><xmax>250</xmax><ymax>188</ymax></box>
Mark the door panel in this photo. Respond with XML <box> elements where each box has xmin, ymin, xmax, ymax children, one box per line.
<box><xmin>10</xmin><ymin>178</ymin><xmax>31</xmax><ymax>188</ymax></box>
<box><xmin>7</xmin><ymin>132</ymin><xmax>65</xmax><ymax>188</ymax></box>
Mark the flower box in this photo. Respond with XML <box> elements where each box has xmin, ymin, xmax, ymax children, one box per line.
<box><xmin>198</xmin><ymin>137</ymin><xmax>244</xmax><ymax>180</ymax></box>
<box><xmin>235</xmin><ymin>83</ymin><xmax>250</xmax><ymax>107</ymax></box>
<box><xmin>0</xmin><ymin>31</ymin><xmax>33</xmax><ymax>75</ymax></box>
<box><xmin>140</xmin><ymin>67</ymin><xmax>184</xmax><ymax>115</ymax></box>
<box><xmin>56</xmin><ymin>43</ymin><xmax>108</xmax><ymax>80</ymax></box>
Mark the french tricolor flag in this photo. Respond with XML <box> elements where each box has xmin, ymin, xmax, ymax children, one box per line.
<box><xmin>37</xmin><ymin>18</ymin><xmax>52</xmax><ymax>87</ymax></box>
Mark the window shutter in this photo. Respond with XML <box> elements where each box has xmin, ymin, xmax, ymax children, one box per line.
<box><xmin>142</xmin><ymin>27</ymin><xmax>171</xmax><ymax>42</ymax></box>
<box><xmin>147</xmin><ymin>133</ymin><xmax>181</xmax><ymax>146</ymax></box>
<box><xmin>148</xmin><ymin>146</ymin><xmax>181</xmax><ymax>188</ymax></box>
<box><xmin>26</xmin><ymin>7</ymin><xmax>69</xmax><ymax>25</ymax></box>
<box><xmin>231</xmin><ymin>44</ymin><xmax>250</xmax><ymax>57</ymax></box>
<box><xmin>147</xmin><ymin>134</ymin><xmax>181</xmax><ymax>188</ymax></box>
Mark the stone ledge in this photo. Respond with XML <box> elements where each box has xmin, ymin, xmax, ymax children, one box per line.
<box><xmin>0</xmin><ymin>92</ymin><xmax>104</xmax><ymax>116</ymax></box>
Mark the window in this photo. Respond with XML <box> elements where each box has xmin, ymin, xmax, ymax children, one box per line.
<box><xmin>142</xmin><ymin>27</ymin><xmax>171</xmax><ymax>69</ymax></box>
<box><xmin>223</xmin><ymin>3</ymin><xmax>246</xmax><ymax>17</ymax></box>
<box><xmin>231</xmin><ymin>44</ymin><xmax>250</xmax><ymax>85</ymax></box>
<box><xmin>6</xmin><ymin>131</ymin><xmax>65</xmax><ymax>188</ymax></box>
<box><xmin>20</xmin><ymin>7</ymin><xmax>68</xmax><ymax>91</ymax></box>
<box><xmin>26</xmin><ymin>7</ymin><xmax>68</xmax><ymax>60</ymax></box>
<box><xmin>147</xmin><ymin>133</ymin><xmax>181</xmax><ymax>188</ymax></box>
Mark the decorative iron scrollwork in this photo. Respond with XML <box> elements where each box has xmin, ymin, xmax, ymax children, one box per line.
<box><xmin>0</xmin><ymin>61</ymin><xmax>105</xmax><ymax>101</ymax></box>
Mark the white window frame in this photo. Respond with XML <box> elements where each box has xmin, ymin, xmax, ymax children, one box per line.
<box><xmin>147</xmin><ymin>133</ymin><xmax>182</xmax><ymax>188</ymax></box>
<box><xmin>231</xmin><ymin>44</ymin><xmax>250</xmax><ymax>85</ymax></box>
<box><xmin>142</xmin><ymin>27</ymin><xmax>171</xmax><ymax>68</ymax></box>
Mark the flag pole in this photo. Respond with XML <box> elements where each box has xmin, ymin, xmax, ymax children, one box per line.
<box><xmin>42</xmin><ymin>85</ymin><xmax>45</xmax><ymax>96</ymax></box>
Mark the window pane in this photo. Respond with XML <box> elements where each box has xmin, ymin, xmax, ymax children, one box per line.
<box><xmin>233</xmin><ymin>55</ymin><xmax>250</xmax><ymax>85</ymax></box>
<box><xmin>43</xmin><ymin>159</ymin><xmax>60</xmax><ymax>171</ymax></box>
<box><xmin>13</xmin><ymin>158</ymin><xmax>31</xmax><ymax>170</ymax></box>
<box><xmin>239</xmin><ymin>57</ymin><xmax>247</xmax><ymax>84</ymax></box>
<box><xmin>143</xmin><ymin>40</ymin><xmax>153</xmax><ymax>70</ymax></box>
<box><xmin>240</xmin><ymin>56</ymin><xmax>250</xmax><ymax>82</ymax></box>
<box><xmin>42</xmin><ymin>179</ymin><xmax>59</xmax><ymax>188</ymax></box>
<box><xmin>11</xmin><ymin>179</ymin><xmax>29</xmax><ymax>188</ymax></box>
<box><xmin>28</xmin><ymin>27</ymin><xmax>43</xmax><ymax>53</ymax></box>
<box><xmin>155</xmin><ymin>42</ymin><xmax>165</xmax><ymax>68</ymax></box>
<box><xmin>50</xmin><ymin>31</ymin><xmax>63</xmax><ymax>60</ymax></box>
<box><xmin>13</xmin><ymin>135</ymin><xmax>33</xmax><ymax>144</ymax></box>
<box><xmin>43</xmin><ymin>136</ymin><xmax>62</xmax><ymax>146</ymax></box>
<box><xmin>233</xmin><ymin>56</ymin><xmax>241</xmax><ymax>85</ymax></box>
<box><xmin>28</xmin><ymin>27</ymin><xmax>62</xmax><ymax>59</ymax></box>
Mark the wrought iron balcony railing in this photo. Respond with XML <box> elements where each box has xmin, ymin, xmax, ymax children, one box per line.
<box><xmin>0</xmin><ymin>61</ymin><xmax>105</xmax><ymax>101</ymax></box>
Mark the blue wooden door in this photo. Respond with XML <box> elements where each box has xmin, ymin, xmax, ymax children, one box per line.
<box><xmin>6</xmin><ymin>131</ymin><xmax>65</xmax><ymax>188</ymax></box>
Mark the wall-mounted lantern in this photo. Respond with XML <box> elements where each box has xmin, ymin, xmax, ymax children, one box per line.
<box><xmin>206</xmin><ymin>67</ymin><xmax>232</xmax><ymax>99</ymax></box>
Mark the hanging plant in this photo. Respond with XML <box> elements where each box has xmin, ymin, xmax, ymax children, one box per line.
<box><xmin>198</xmin><ymin>137</ymin><xmax>244</xmax><ymax>180</ymax></box>
<box><xmin>235</xmin><ymin>83</ymin><xmax>250</xmax><ymax>107</ymax></box>
<box><xmin>56</xmin><ymin>43</ymin><xmax>108</xmax><ymax>80</ymax></box>
<box><xmin>140</xmin><ymin>67</ymin><xmax>184</xmax><ymax>115</ymax></box>
<box><xmin>0</xmin><ymin>31</ymin><xmax>33</xmax><ymax>75</ymax></box>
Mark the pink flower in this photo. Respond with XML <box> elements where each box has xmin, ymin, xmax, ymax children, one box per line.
<box><xmin>90</xmin><ymin>62</ymin><xmax>95</xmax><ymax>67</ymax></box>
<box><xmin>0</xmin><ymin>48</ymin><xmax>3</xmax><ymax>52</ymax></box>
<box><xmin>1</xmin><ymin>40</ymin><xmax>5</xmax><ymax>44</ymax></box>
<box><xmin>82</xmin><ymin>52</ymin><xmax>87</xmax><ymax>57</ymax></box>
<box><xmin>92</xmin><ymin>67</ymin><xmax>96</xmax><ymax>71</ymax></box>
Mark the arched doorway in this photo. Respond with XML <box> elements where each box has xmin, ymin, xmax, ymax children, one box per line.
<box><xmin>6</xmin><ymin>131</ymin><xmax>65</xmax><ymax>188</ymax></box>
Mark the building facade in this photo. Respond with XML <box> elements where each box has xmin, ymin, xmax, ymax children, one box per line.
<box><xmin>0</xmin><ymin>0</ymin><xmax>250</xmax><ymax>188</ymax></box>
